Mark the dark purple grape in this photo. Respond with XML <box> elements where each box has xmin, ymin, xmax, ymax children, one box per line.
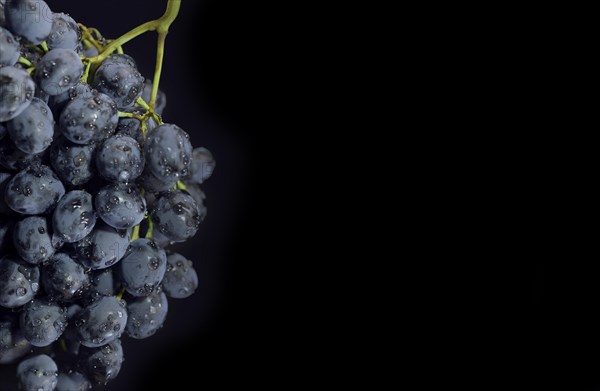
<box><xmin>92</xmin><ymin>55</ymin><xmax>144</xmax><ymax>109</ymax></box>
<box><xmin>79</xmin><ymin>339</ymin><xmax>123</xmax><ymax>385</ymax></box>
<box><xmin>0</xmin><ymin>137</ymin><xmax>44</xmax><ymax>171</ymax></box>
<box><xmin>5</xmin><ymin>0</ymin><xmax>53</xmax><ymax>45</ymax></box>
<box><xmin>186</xmin><ymin>147</ymin><xmax>215</xmax><ymax>185</ymax></box>
<box><xmin>74</xmin><ymin>296</ymin><xmax>127</xmax><ymax>348</ymax></box>
<box><xmin>19</xmin><ymin>297</ymin><xmax>67</xmax><ymax>347</ymax></box>
<box><xmin>46</xmin><ymin>12</ymin><xmax>81</xmax><ymax>51</ymax></box>
<box><xmin>151</xmin><ymin>189</ymin><xmax>202</xmax><ymax>242</ymax></box>
<box><xmin>34</xmin><ymin>48</ymin><xmax>83</xmax><ymax>95</ymax></box>
<box><xmin>0</xmin><ymin>314</ymin><xmax>32</xmax><ymax>364</ymax></box>
<box><xmin>125</xmin><ymin>291</ymin><xmax>168</xmax><ymax>339</ymax></box>
<box><xmin>95</xmin><ymin>183</ymin><xmax>145</xmax><ymax>229</ymax></box>
<box><xmin>49</xmin><ymin>135</ymin><xmax>97</xmax><ymax>186</ymax></box>
<box><xmin>42</xmin><ymin>252</ymin><xmax>89</xmax><ymax>301</ymax></box>
<box><xmin>0</xmin><ymin>66</ymin><xmax>36</xmax><ymax>122</ymax></box>
<box><xmin>16</xmin><ymin>354</ymin><xmax>58</xmax><ymax>391</ymax></box>
<box><xmin>52</xmin><ymin>190</ymin><xmax>96</xmax><ymax>243</ymax></box>
<box><xmin>4</xmin><ymin>164</ymin><xmax>65</xmax><ymax>215</ymax></box>
<box><xmin>0</xmin><ymin>25</ymin><xmax>19</xmax><ymax>66</ymax></box>
<box><xmin>163</xmin><ymin>253</ymin><xmax>198</xmax><ymax>299</ymax></box>
<box><xmin>0</xmin><ymin>255</ymin><xmax>39</xmax><ymax>308</ymax></box>
<box><xmin>59</xmin><ymin>90</ymin><xmax>117</xmax><ymax>144</ymax></box>
<box><xmin>118</xmin><ymin>238</ymin><xmax>166</xmax><ymax>297</ymax></box>
<box><xmin>143</xmin><ymin>123</ymin><xmax>192</xmax><ymax>182</ymax></box>
<box><xmin>96</xmin><ymin>134</ymin><xmax>144</xmax><ymax>183</ymax></box>
<box><xmin>13</xmin><ymin>215</ymin><xmax>55</xmax><ymax>264</ymax></box>
<box><xmin>73</xmin><ymin>223</ymin><xmax>130</xmax><ymax>270</ymax></box>
<box><xmin>56</xmin><ymin>369</ymin><xmax>92</xmax><ymax>391</ymax></box>
<box><xmin>6</xmin><ymin>97</ymin><xmax>54</xmax><ymax>154</ymax></box>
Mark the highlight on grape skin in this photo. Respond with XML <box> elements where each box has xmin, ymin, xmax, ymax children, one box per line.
<box><xmin>0</xmin><ymin>1</ymin><xmax>215</xmax><ymax>388</ymax></box>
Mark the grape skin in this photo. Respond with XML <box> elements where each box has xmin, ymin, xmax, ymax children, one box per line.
<box><xmin>95</xmin><ymin>183</ymin><xmax>146</xmax><ymax>229</ymax></box>
<box><xmin>0</xmin><ymin>315</ymin><xmax>32</xmax><ymax>364</ymax></box>
<box><xmin>151</xmin><ymin>190</ymin><xmax>202</xmax><ymax>242</ymax></box>
<box><xmin>4</xmin><ymin>164</ymin><xmax>65</xmax><ymax>215</ymax></box>
<box><xmin>46</xmin><ymin>12</ymin><xmax>81</xmax><ymax>51</ymax></box>
<box><xmin>0</xmin><ymin>25</ymin><xmax>19</xmax><ymax>66</ymax></box>
<box><xmin>5</xmin><ymin>0</ymin><xmax>53</xmax><ymax>45</ymax></box>
<box><xmin>0</xmin><ymin>255</ymin><xmax>39</xmax><ymax>308</ymax></box>
<box><xmin>34</xmin><ymin>48</ymin><xmax>84</xmax><ymax>96</ymax></box>
<box><xmin>59</xmin><ymin>90</ymin><xmax>118</xmax><ymax>144</ymax></box>
<box><xmin>92</xmin><ymin>57</ymin><xmax>144</xmax><ymax>109</ymax></box>
<box><xmin>96</xmin><ymin>134</ymin><xmax>144</xmax><ymax>183</ymax></box>
<box><xmin>41</xmin><ymin>252</ymin><xmax>90</xmax><ymax>301</ymax></box>
<box><xmin>118</xmin><ymin>238</ymin><xmax>167</xmax><ymax>297</ymax></box>
<box><xmin>16</xmin><ymin>354</ymin><xmax>58</xmax><ymax>391</ymax></box>
<box><xmin>73</xmin><ymin>223</ymin><xmax>131</xmax><ymax>270</ymax></box>
<box><xmin>74</xmin><ymin>296</ymin><xmax>127</xmax><ymax>348</ymax></box>
<box><xmin>6</xmin><ymin>97</ymin><xmax>54</xmax><ymax>154</ymax></box>
<box><xmin>49</xmin><ymin>135</ymin><xmax>97</xmax><ymax>186</ymax></box>
<box><xmin>12</xmin><ymin>215</ymin><xmax>55</xmax><ymax>264</ymax></box>
<box><xmin>19</xmin><ymin>297</ymin><xmax>67</xmax><ymax>347</ymax></box>
<box><xmin>163</xmin><ymin>253</ymin><xmax>199</xmax><ymax>299</ymax></box>
<box><xmin>79</xmin><ymin>339</ymin><xmax>123</xmax><ymax>385</ymax></box>
<box><xmin>52</xmin><ymin>190</ymin><xmax>96</xmax><ymax>243</ymax></box>
<box><xmin>125</xmin><ymin>291</ymin><xmax>168</xmax><ymax>339</ymax></box>
<box><xmin>0</xmin><ymin>66</ymin><xmax>36</xmax><ymax>122</ymax></box>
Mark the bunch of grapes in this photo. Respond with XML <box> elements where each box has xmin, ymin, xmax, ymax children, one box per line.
<box><xmin>0</xmin><ymin>0</ymin><xmax>216</xmax><ymax>389</ymax></box>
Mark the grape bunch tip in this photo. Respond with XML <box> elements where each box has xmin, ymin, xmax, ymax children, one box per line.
<box><xmin>0</xmin><ymin>0</ymin><xmax>216</xmax><ymax>389</ymax></box>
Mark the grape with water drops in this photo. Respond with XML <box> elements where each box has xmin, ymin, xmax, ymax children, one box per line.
<box><xmin>0</xmin><ymin>1</ymin><xmax>216</xmax><ymax>387</ymax></box>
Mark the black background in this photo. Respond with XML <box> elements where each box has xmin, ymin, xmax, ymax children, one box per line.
<box><xmin>2</xmin><ymin>0</ymin><xmax>280</xmax><ymax>389</ymax></box>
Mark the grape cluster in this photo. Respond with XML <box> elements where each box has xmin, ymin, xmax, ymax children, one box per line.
<box><xmin>0</xmin><ymin>1</ymin><xmax>215</xmax><ymax>389</ymax></box>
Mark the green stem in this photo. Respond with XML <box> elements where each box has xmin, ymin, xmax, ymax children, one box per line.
<box><xmin>145</xmin><ymin>218</ymin><xmax>154</xmax><ymax>240</ymax></box>
<box><xmin>18</xmin><ymin>57</ymin><xmax>32</xmax><ymax>67</ymax></box>
<box><xmin>40</xmin><ymin>41</ymin><xmax>49</xmax><ymax>52</ymax></box>
<box><xmin>150</xmin><ymin>32</ymin><xmax>168</xmax><ymax>110</ymax></box>
<box><xmin>116</xmin><ymin>286</ymin><xmax>126</xmax><ymax>300</ymax></box>
<box><xmin>131</xmin><ymin>224</ymin><xmax>140</xmax><ymax>241</ymax></box>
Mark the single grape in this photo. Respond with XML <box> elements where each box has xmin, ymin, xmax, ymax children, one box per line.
<box><xmin>46</xmin><ymin>12</ymin><xmax>81</xmax><ymax>51</ymax></box>
<box><xmin>79</xmin><ymin>339</ymin><xmax>123</xmax><ymax>385</ymax></box>
<box><xmin>96</xmin><ymin>134</ymin><xmax>144</xmax><ymax>183</ymax></box>
<box><xmin>125</xmin><ymin>291</ymin><xmax>168</xmax><ymax>339</ymax></box>
<box><xmin>0</xmin><ymin>314</ymin><xmax>32</xmax><ymax>364</ymax></box>
<box><xmin>144</xmin><ymin>123</ymin><xmax>192</xmax><ymax>182</ymax></box>
<box><xmin>52</xmin><ymin>190</ymin><xmax>96</xmax><ymax>243</ymax></box>
<box><xmin>118</xmin><ymin>238</ymin><xmax>166</xmax><ymax>297</ymax></box>
<box><xmin>73</xmin><ymin>223</ymin><xmax>130</xmax><ymax>270</ymax></box>
<box><xmin>0</xmin><ymin>255</ymin><xmax>39</xmax><ymax>308</ymax></box>
<box><xmin>0</xmin><ymin>66</ymin><xmax>36</xmax><ymax>122</ymax></box>
<box><xmin>48</xmin><ymin>82</ymin><xmax>92</xmax><ymax>119</ymax></box>
<box><xmin>92</xmin><ymin>55</ymin><xmax>144</xmax><ymax>109</ymax></box>
<box><xmin>4</xmin><ymin>164</ymin><xmax>65</xmax><ymax>215</ymax></box>
<box><xmin>16</xmin><ymin>354</ymin><xmax>58</xmax><ymax>391</ymax></box>
<box><xmin>42</xmin><ymin>252</ymin><xmax>90</xmax><ymax>301</ymax></box>
<box><xmin>0</xmin><ymin>25</ymin><xmax>19</xmax><ymax>66</ymax></box>
<box><xmin>7</xmin><ymin>97</ymin><xmax>54</xmax><ymax>154</ymax></box>
<box><xmin>163</xmin><ymin>253</ymin><xmax>199</xmax><ymax>299</ymax></box>
<box><xmin>95</xmin><ymin>183</ymin><xmax>146</xmax><ymax>229</ymax></box>
<box><xmin>59</xmin><ymin>90</ymin><xmax>118</xmax><ymax>144</ymax></box>
<box><xmin>5</xmin><ymin>0</ymin><xmax>53</xmax><ymax>45</ymax></box>
<box><xmin>137</xmin><ymin>168</ymin><xmax>178</xmax><ymax>193</ymax></box>
<box><xmin>141</xmin><ymin>79</ymin><xmax>167</xmax><ymax>114</ymax></box>
<box><xmin>0</xmin><ymin>137</ymin><xmax>44</xmax><ymax>171</ymax></box>
<box><xmin>13</xmin><ymin>215</ymin><xmax>55</xmax><ymax>264</ymax></box>
<box><xmin>151</xmin><ymin>189</ymin><xmax>202</xmax><ymax>242</ymax></box>
<box><xmin>35</xmin><ymin>48</ymin><xmax>84</xmax><ymax>95</ymax></box>
<box><xmin>19</xmin><ymin>297</ymin><xmax>67</xmax><ymax>347</ymax></box>
<box><xmin>74</xmin><ymin>296</ymin><xmax>127</xmax><ymax>348</ymax></box>
<box><xmin>49</xmin><ymin>135</ymin><xmax>97</xmax><ymax>186</ymax></box>
<box><xmin>56</xmin><ymin>370</ymin><xmax>92</xmax><ymax>391</ymax></box>
<box><xmin>186</xmin><ymin>147</ymin><xmax>216</xmax><ymax>185</ymax></box>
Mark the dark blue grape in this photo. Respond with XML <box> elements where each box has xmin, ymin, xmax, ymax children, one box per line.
<box><xmin>52</xmin><ymin>190</ymin><xmax>96</xmax><ymax>243</ymax></box>
<box><xmin>73</xmin><ymin>223</ymin><xmax>130</xmax><ymax>270</ymax></box>
<box><xmin>46</xmin><ymin>12</ymin><xmax>81</xmax><ymax>51</ymax></box>
<box><xmin>16</xmin><ymin>354</ymin><xmax>58</xmax><ymax>391</ymax></box>
<box><xmin>125</xmin><ymin>291</ymin><xmax>168</xmax><ymax>339</ymax></box>
<box><xmin>163</xmin><ymin>253</ymin><xmax>198</xmax><ymax>299</ymax></box>
<box><xmin>5</xmin><ymin>0</ymin><xmax>53</xmax><ymax>45</ymax></box>
<box><xmin>186</xmin><ymin>147</ymin><xmax>215</xmax><ymax>185</ymax></box>
<box><xmin>48</xmin><ymin>82</ymin><xmax>91</xmax><ymax>119</ymax></box>
<box><xmin>100</xmin><ymin>53</ymin><xmax>137</xmax><ymax>69</ymax></box>
<box><xmin>4</xmin><ymin>165</ymin><xmax>65</xmax><ymax>215</ymax></box>
<box><xmin>35</xmin><ymin>48</ymin><xmax>83</xmax><ymax>96</ymax></box>
<box><xmin>144</xmin><ymin>123</ymin><xmax>192</xmax><ymax>182</ymax></box>
<box><xmin>0</xmin><ymin>137</ymin><xmax>44</xmax><ymax>171</ymax></box>
<box><xmin>0</xmin><ymin>66</ymin><xmax>36</xmax><ymax>122</ymax></box>
<box><xmin>49</xmin><ymin>135</ymin><xmax>97</xmax><ymax>186</ymax></box>
<box><xmin>96</xmin><ymin>134</ymin><xmax>144</xmax><ymax>183</ymax></box>
<box><xmin>95</xmin><ymin>183</ymin><xmax>145</xmax><ymax>229</ymax></box>
<box><xmin>0</xmin><ymin>314</ymin><xmax>32</xmax><ymax>364</ymax></box>
<box><xmin>13</xmin><ymin>215</ymin><xmax>55</xmax><ymax>264</ymax></box>
<box><xmin>151</xmin><ymin>190</ymin><xmax>202</xmax><ymax>242</ymax></box>
<box><xmin>80</xmin><ymin>43</ymin><xmax>98</xmax><ymax>58</ymax></box>
<box><xmin>141</xmin><ymin>79</ymin><xmax>167</xmax><ymax>115</ymax></box>
<box><xmin>92</xmin><ymin>55</ymin><xmax>144</xmax><ymax>109</ymax></box>
<box><xmin>118</xmin><ymin>238</ymin><xmax>166</xmax><ymax>297</ymax></box>
<box><xmin>137</xmin><ymin>168</ymin><xmax>177</xmax><ymax>193</ymax></box>
<box><xmin>79</xmin><ymin>339</ymin><xmax>123</xmax><ymax>385</ymax></box>
<box><xmin>7</xmin><ymin>97</ymin><xmax>54</xmax><ymax>154</ymax></box>
<box><xmin>59</xmin><ymin>90</ymin><xmax>117</xmax><ymax>144</ymax></box>
<box><xmin>0</xmin><ymin>25</ymin><xmax>19</xmax><ymax>66</ymax></box>
<box><xmin>42</xmin><ymin>252</ymin><xmax>89</xmax><ymax>301</ymax></box>
<box><xmin>19</xmin><ymin>297</ymin><xmax>67</xmax><ymax>347</ymax></box>
<box><xmin>74</xmin><ymin>296</ymin><xmax>127</xmax><ymax>348</ymax></box>
<box><xmin>0</xmin><ymin>255</ymin><xmax>39</xmax><ymax>308</ymax></box>
<box><xmin>56</xmin><ymin>370</ymin><xmax>92</xmax><ymax>391</ymax></box>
